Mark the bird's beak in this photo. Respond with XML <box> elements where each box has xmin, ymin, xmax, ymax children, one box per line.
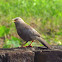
<box><xmin>12</xmin><ymin>19</ymin><xmax>16</xmax><ymax>22</ymax></box>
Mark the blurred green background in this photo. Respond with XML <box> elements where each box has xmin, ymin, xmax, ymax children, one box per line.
<box><xmin>0</xmin><ymin>0</ymin><xmax>62</xmax><ymax>48</ymax></box>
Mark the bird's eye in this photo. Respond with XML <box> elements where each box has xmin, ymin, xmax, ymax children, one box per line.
<box><xmin>15</xmin><ymin>19</ymin><xmax>17</xmax><ymax>21</ymax></box>
<box><xmin>15</xmin><ymin>19</ymin><xmax>18</xmax><ymax>21</ymax></box>
<box><xmin>13</xmin><ymin>19</ymin><xmax>18</xmax><ymax>22</ymax></box>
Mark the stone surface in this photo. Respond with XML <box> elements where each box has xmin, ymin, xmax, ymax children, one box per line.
<box><xmin>0</xmin><ymin>46</ymin><xmax>62</xmax><ymax>62</ymax></box>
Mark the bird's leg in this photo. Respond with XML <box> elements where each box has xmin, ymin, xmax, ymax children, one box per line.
<box><xmin>21</xmin><ymin>41</ymin><xmax>34</xmax><ymax>47</ymax></box>
<box><xmin>28</xmin><ymin>41</ymin><xmax>34</xmax><ymax>47</ymax></box>
<box><xmin>21</xmin><ymin>41</ymin><xmax>28</xmax><ymax>47</ymax></box>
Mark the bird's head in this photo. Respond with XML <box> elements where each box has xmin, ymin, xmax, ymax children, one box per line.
<box><xmin>12</xmin><ymin>17</ymin><xmax>24</xmax><ymax>23</ymax></box>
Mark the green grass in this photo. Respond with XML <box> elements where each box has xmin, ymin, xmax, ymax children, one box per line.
<box><xmin>0</xmin><ymin>0</ymin><xmax>62</xmax><ymax>48</ymax></box>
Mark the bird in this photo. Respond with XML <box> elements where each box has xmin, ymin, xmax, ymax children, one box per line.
<box><xmin>13</xmin><ymin>17</ymin><xmax>52</xmax><ymax>49</ymax></box>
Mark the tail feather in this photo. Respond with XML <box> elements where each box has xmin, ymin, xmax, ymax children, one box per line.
<box><xmin>36</xmin><ymin>37</ymin><xmax>52</xmax><ymax>49</ymax></box>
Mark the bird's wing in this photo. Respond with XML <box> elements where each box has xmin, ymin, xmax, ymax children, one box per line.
<box><xmin>22</xmin><ymin>24</ymin><xmax>40</xmax><ymax>37</ymax></box>
<box><xmin>30</xmin><ymin>27</ymin><xmax>40</xmax><ymax>37</ymax></box>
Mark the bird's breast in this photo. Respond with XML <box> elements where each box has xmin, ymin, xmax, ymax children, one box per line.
<box><xmin>17</xmin><ymin>28</ymin><xmax>33</xmax><ymax>41</ymax></box>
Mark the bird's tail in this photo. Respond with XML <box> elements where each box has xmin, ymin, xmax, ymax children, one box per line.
<box><xmin>36</xmin><ymin>37</ymin><xmax>52</xmax><ymax>49</ymax></box>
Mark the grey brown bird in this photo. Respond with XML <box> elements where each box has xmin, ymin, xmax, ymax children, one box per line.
<box><xmin>13</xmin><ymin>17</ymin><xmax>52</xmax><ymax>49</ymax></box>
